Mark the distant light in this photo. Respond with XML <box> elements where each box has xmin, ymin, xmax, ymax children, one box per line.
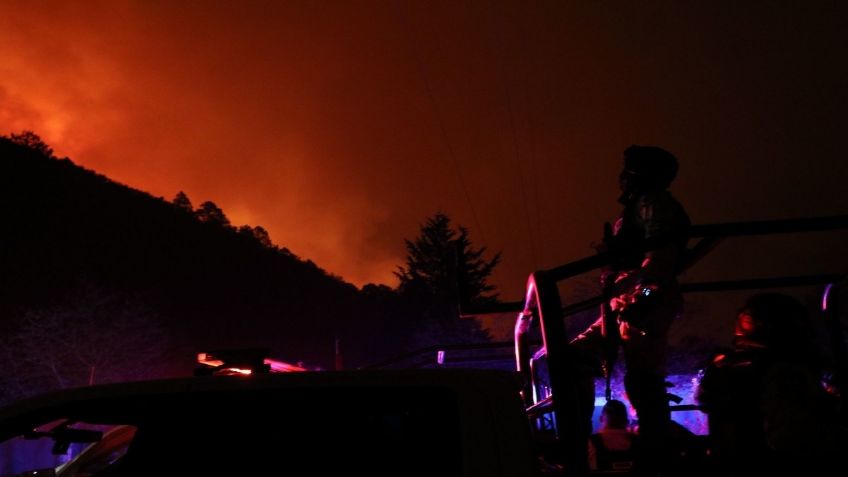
<box><xmin>437</xmin><ymin>350</ymin><xmax>445</xmax><ymax>365</ymax></box>
<box><xmin>197</xmin><ymin>352</ymin><xmax>307</xmax><ymax>373</ymax></box>
<box><xmin>222</xmin><ymin>367</ymin><xmax>252</xmax><ymax>376</ymax></box>
<box><xmin>197</xmin><ymin>353</ymin><xmax>225</xmax><ymax>367</ymax></box>
<box><xmin>266</xmin><ymin>359</ymin><xmax>307</xmax><ymax>373</ymax></box>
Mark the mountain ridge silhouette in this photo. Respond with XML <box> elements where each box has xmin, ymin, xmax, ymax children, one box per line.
<box><xmin>0</xmin><ymin>136</ymin><xmax>386</xmax><ymax>373</ymax></box>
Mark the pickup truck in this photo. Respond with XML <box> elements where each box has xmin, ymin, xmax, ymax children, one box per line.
<box><xmin>0</xmin><ymin>369</ymin><xmax>539</xmax><ymax>477</ymax></box>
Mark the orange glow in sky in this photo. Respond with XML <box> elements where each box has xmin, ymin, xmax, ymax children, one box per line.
<box><xmin>2</xmin><ymin>1</ymin><xmax>847</xmax><ymax>301</ymax></box>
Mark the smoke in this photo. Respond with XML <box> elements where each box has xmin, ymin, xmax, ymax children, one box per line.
<box><xmin>2</xmin><ymin>1</ymin><xmax>847</xmax><ymax>293</ymax></box>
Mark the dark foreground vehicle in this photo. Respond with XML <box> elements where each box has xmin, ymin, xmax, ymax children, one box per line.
<box><xmin>0</xmin><ymin>369</ymin><xmax>538</xmax><ymax>477</ymax></box>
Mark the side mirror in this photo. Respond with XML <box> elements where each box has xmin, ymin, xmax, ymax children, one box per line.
<box><xmin>24</xmin><ymin>426</ymin><xmax>103</xmax><ymax>455</ymax></box>
<box><xmin>50</xmin><ymin>428</ymin><xmax>103</xmax><ymax>454</ymax></box>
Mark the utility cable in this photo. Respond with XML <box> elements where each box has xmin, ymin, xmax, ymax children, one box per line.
<box><xmin>394</xmin><ymin>1</ymin><xmax>488</xmax><ymax>245</ymax></box>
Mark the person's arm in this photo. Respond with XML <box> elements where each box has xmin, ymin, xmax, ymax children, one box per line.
<box><xmin>635</xmin><ymin>193</ymin><xmax>687</xmax><ymax>285</ymax></box>
<box><xmin>571</xmin><ymin>316</ymin><xmax>604</xmax><ymax>344</ymax></box>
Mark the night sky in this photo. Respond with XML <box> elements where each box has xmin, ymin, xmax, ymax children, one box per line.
<box><xmin>2</xmin><ymin>1</ymin><xmax>847</xmax><ymax>300</ymax></box>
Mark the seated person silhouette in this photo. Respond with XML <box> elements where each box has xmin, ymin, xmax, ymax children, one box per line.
<box><xmin>697</xmin><ymin>292</ymin><xmax>848</xmax><ymax>475</ymax></box>
<box><xmin>588</xmin><ymin>399</ymin><xmax>638</xmax><ymax>472</ymax></box>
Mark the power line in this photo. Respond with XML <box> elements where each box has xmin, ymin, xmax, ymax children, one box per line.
<box><xmin>486</xmin><ymin>1</ymin><xmax>539</xmax><ymax>269</ymax></box>
<box><xmin>394</xmin><ymin>1</ymin><xmax>488</xmax><ymax>245</ymax></box>
<box><xmin>516</xmin><ymin>5</ymin><xmax>545</xmax><ymax>266</ymax></box>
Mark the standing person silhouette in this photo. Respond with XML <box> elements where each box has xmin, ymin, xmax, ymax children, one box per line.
<box><xmin>572</xmin><ymin>145</ymin><xmax>691</xmax><ymax>474</ymax></box>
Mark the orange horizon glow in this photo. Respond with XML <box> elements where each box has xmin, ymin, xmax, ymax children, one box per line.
<box><xmin>2</xmin><ymin>1</ymin><xmax>847</xmax><ymax>308</ymax></box>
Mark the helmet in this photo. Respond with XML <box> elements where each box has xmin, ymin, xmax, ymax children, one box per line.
<box><xmin>622</xmin><ymin>145</ymin><xmax>679</xmax><ymax>189</ymax></box>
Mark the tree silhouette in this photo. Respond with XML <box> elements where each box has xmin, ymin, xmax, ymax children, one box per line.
<box><xmin>395</xmin><ymin>212</ymin><xmax>500</xmax><ymax>346</ymax></box>
<box><xmin>195</xmin><ymin>200</ymin><xmax>230</xmax><ymax>227</ymax></box>
<box><xmin>172</xmin><ymin>191</ymin><xmax>193</xmax><ymax>213</ymax></box>
<box><xmin>251</xmin><ymin>225</ymin><xmax>273</xmax><ymax>248</ymax></box>
<box><xmin>7</xmin><ymin>130</ymin><xmax>54</xmax><ymax>157</ymax></box>
<box><xmin>237</xmin><ymin>225</ymin><xmax>274</xmax><ymax>248</ymax></box>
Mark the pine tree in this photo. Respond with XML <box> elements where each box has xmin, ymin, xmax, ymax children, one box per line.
<box><xmin>172</xmin><ymin>191</ymin><xmax>193</xmax><ymax>213</ymax></box>
<box><xmin>395</xmin><ymin>213</ymin><xmax>500</xmax><ymax>345</ymax></box>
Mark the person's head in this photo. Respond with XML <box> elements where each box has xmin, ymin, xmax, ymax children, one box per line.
<box><xmin>600</xmin><ymin>399</ymin><xmax>629</xmax><ymax>430</ymax></box>
<box><xmin>734</xmin><ymin>293</ymin><xmax>810</xmax><ymax>352</ymax></box>
<box><xmin>619</xmin><ymin>145</ymin><xmax>679</xmax><ymax>194</ymax></box>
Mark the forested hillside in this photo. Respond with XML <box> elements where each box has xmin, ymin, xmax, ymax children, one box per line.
<box><xmin>0</xmin><ymin>136</ymin><xmax>372</xmax><ymax>385</ymax></box>
<box><xmin>0</xmin><ymin>134</ymin><xmax>500</xmax><ymax>403</ymax></box>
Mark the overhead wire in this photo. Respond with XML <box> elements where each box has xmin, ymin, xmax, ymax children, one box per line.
<box><xmin>516</xmin><ymin>4</ymin><xmax>546</xmax><ymax>266</ymax></box>
<box><xmin>393</xmin><ymin>1</ymin><xmax>488</xmax><ymax>245</ymax></box>
<box><xmin>486</xmin><ymin>1</ymin><xmax>540</xmax><ymax>269</ymax></box>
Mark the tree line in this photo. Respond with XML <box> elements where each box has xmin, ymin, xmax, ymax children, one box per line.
<box><xmin>0</xmin><ymin>131</ymin><xmax>502</xmax><ymax>403</ymax></box>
